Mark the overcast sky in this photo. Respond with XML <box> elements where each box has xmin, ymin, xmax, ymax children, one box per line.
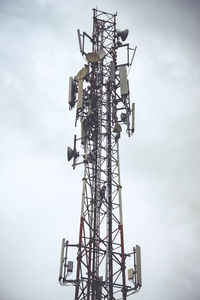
<box><xmin>0</xmin><ymin>0</ymin><xmax>200</xmax><ymax>299</ymax></box>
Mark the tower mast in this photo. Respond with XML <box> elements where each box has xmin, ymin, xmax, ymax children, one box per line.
<box><xmin>59</xmin><ymin>8</ymin><xmax>142</xmax><ymax>300</ymax></box>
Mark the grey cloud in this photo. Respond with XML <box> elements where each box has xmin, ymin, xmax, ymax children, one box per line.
<box><xmin>0</xmin><ymin>0</ymin><xmax>199</xmax><ymax>300</ymax></box>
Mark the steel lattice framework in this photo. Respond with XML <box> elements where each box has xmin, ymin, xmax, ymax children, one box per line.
<box><xmin>59</xmin><ymin>8</ymin><xmax>142</xmax><ymax>300</ymax></box>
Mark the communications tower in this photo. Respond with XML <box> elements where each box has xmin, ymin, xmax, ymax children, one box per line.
<box><xmin>59</xmin><ymin>8</ymin><xmax>142</xmax><ymax>300</ymax></box>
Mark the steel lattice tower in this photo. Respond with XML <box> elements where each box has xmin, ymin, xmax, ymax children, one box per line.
<box><xmin>59</xmin><ymin>8</ymin><xmax>142</xmax><ymax>300</ymax></box>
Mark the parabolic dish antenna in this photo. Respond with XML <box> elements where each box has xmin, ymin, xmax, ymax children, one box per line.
<box><xmin>76</xmin><ymin>65</ymin><xmax>88</xmax><ymax>81</ymax></box>
<box><xmin>86</xmin><ymin>49</ymin><xmax>106</xmax><ymax>63</ymax></box>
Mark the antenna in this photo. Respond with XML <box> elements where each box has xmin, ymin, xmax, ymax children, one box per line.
<box><xmin>59</xmin><ymin>238</ymin><xmax>65</xmax><ymax>281</ymax></box>
<box><xmin>132</xmin><ymin>102</ymin><xmax>135</xmax><ymax>132</ymax></box>
<box><xmin>119</xmin><ymin>66</ymin><xmax>129</xmax><ymax>96</ymax></box>
<box><xmin>77</xmin><ymin>79</ymin><xmax>83</xmax><ymax>110</ymax></box>
<box><xmin>136</xmin><ymin>245</ymin><xmax>142</xmax><ymax>287</ymax></box>
<box><xmin>68</xmin><ymin>77</ymin><xmax>77</xmax><ymax>109</ymax></box>
<box><xmin>68</xmin><ymin>77</ymin><xmax>73</xmax><ymax>105</ymax></box>
<box><xmin>77</xmin><ymin>29</ymin><xmax>83</xmax><ymax>53</ymax></box>
<box><xmin>59</xmin><ymin>8</ymin><xmax>141</xmax><ymax>300</ymax></box>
